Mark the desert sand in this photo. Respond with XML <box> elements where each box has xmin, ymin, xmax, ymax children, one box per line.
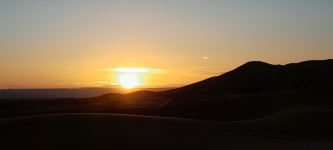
<box><xmin>1</xmin><ymin>59</ymin><xmax>333</xmax><ymax>149</ymax></box>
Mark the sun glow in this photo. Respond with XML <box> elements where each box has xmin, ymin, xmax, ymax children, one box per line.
<box><xmin>115</xmin><ymin>68</ymin><xmax>148</xmax><ymax>73</ymax></box>
<box><xmin>119</xmin><ymin>73</ymin><xmax>140</xmax><ymax>89</ymax></box>
<box><xmin>113</xmin><ymin>68</ymin><xmax>152</xmax><ymax>89</ymax></box>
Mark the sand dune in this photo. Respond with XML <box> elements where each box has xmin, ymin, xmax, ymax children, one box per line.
<box><xmin>1</xmin><ymin>113</ymin><xmax>333</xmax><ymax>150</ymax></box>
<box><xmin>1</xmin><ymin>59</ymin><xmax>333</xmax><ymax>149</ymax></box>
<box><xmin>162</xmin><ymin>59</ymin><xmax>333</xmax><ymax>96</ymax></box>
<box><xmin>162</xmin><ymin>94</ymin><xmax>218</xmax><ymax>107</ymax></box>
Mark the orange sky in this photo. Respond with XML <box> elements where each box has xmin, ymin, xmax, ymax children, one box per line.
<box><xmin>1</xmin><ymin>1</ymin><xmax>333</xmax><ymax>89</ymax></box>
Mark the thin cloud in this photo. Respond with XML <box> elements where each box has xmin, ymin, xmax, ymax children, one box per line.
<box><xmin>2</xmin><ymin>85</ymin><xmax>25</xmax><ymax>88</ymax></box>
<box><xmin>70</xmin><ymin>81</ymin><xmax>119</xmax><ymax>87</ymax></box>
<box><xmin>156</xmin><ymin>69</ymin><xmax>223</xmax><ymax>76</ymax></box>
<box><xmin>88</xmin><ymin>68</ymin><xmax>111</xmax><ymax>72</ymax></box>
<box><xmin>90</xmin><ymin>68</ymin><xmax>223</xmax><ymax>76</ymax></box>
<box><xmin>89</xmin><ymin>68</ymin><xmax>160</xmax><ymax>73</ymax></box>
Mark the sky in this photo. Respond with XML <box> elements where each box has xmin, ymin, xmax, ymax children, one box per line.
<box><xmin>1</xmin><ymin>0</ymin><xmax>333</xmax><ymax>89</ymax></box>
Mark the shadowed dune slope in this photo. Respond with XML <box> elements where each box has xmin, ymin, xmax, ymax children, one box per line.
<box><xmin>161</xmin><ymin>59</ymin><xmax>333</xmax><ymax>96</ymax></box>
<box><xmin>2</xmin><ymin>113</ymin><xmax>333</xmax><ymax>150</ymax></box>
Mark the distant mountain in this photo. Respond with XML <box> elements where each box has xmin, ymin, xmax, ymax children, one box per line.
<box><xmin>0</xmin><ymin>87</ymin><xmax>174</xmax><ymax>100</ymax></box>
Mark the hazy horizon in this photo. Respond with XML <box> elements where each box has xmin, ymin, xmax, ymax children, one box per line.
<box><xmin>1</xmin><ymin>0</ymin><xmax>333</xmax><ymax>89</ymax></box>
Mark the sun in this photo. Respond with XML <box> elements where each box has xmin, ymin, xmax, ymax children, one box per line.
<box><xmin>114</xmin><ymin>68</ymin><xmax>149</xmax><ymax>89</ymax></box>
<box><xmin>118</xmin><ymin>73</ymin><xmax>140</xmax><ymax>89</ymax></box>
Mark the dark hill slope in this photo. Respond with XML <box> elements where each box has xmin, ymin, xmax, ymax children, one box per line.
<box><xmin>161</xmin><ymin>59</ymin><xmax>333</xmax><ymax>97</ymax></box>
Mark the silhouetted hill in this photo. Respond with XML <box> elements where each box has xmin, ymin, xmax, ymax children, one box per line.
<box><xmin>0</xmin><ymin>87</ymin><xmax>173</xmax><ymax>100</ymax></box>
<box><xmin>161</xmin><ymin>59</ymin><xmax>333</xmax><ymax>97</ymax></box>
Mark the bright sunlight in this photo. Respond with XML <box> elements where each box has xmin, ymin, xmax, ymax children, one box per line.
<box><xmin>114</xmin><ymin>68</ymin><xmax>150</xmax><ymax>89</ymax></box>
<box><xmin>119</xmin><ymin>73</ymin><xmax>140</xmax><ymax>89</ymax></box>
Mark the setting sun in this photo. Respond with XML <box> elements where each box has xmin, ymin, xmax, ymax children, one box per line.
<box><xmin>114</xmin><ymin>68</ymin><xmax>149</xmax><ymax>89</ymax></box>
<box><xmin>119</xmin><ymin>73</ymin><xmax>140</xmax><ymax>89</ymax></box>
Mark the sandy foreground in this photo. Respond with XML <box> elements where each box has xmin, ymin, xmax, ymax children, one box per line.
<box><xmin>1</xmin><ymin>113</ymin><xmax>333</xmax><ymax>150</ymax></box>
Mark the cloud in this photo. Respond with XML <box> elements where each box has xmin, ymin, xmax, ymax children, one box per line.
<box><xmin>90</xmin><ymin>68</ymin><xmax>223</xmax><ymax>76</ymax></box>
<box><xmin>2</xmin><ymin>85</ymin><xmax>25</xmax><ymax>88</ymax></box>
<box><xmin>88</xmin><ymin>68</ymin><xmax>111</xmax><ymax>72</ymax></box>
<box><xmin>89</xmin><ymin>68</ymin><xmax>160</xmax><ymax>73</ymax></box>
<box><xmin>154</xmin><ymin>69</ymin><xmax>223</xmax><ymax>76</ymax></box>
<box><xmin>185</xmin><ymin>70</ymin><xmax>224</xmax><ymax>75</ymax></box>
<box><xmin>70</xmin><ymin>81</ymin><xmax>119</xmax><ymax>87</ymax></box>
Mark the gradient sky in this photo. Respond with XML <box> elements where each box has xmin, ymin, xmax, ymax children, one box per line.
<box><xmin>1</xmin><ymin>0</ymin><xmax>333</xmax><ymax>89</ymax></box>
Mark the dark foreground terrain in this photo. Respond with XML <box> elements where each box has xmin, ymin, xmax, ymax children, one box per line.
<box><xmin>1</xmin><ymin>59</ymin><xmax>333</xmax><ymax>150</ymax></box>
